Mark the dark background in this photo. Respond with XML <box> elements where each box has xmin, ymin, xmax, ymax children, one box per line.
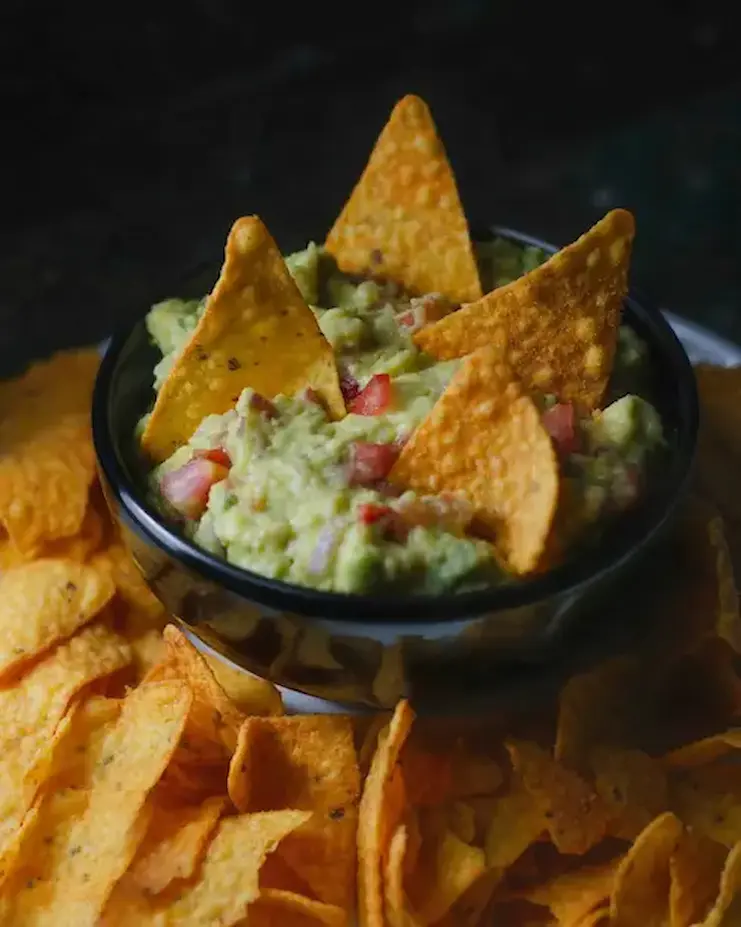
<box><xmin>1</xmin><ymin>2</ymin><xmax>740</xmax><ymax>373</ymax></box>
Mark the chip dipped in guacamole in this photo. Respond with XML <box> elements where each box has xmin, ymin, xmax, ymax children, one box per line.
<box><xmin>139</xmin><ymin>236</ymin><xmax>663</xmax><ymax>595</ymax></box>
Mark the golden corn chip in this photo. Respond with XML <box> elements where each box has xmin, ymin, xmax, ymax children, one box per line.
<box><xmin>609</xmin><ymin>812</ymin><xmax>683</xmax><ymax>927</ymax></box>
<box><xmin>0</xmin><ymin>559</ymin><xmax>115</xmax><ymax>681</ymax></box>
<box><xmin>697</xmin><ymin>840</ymin><xmax>741</xmax><ymax>926</ymax></box>
<box><xmin>384</xmin><ymin>824</ymin><xmax>420</xmax><ymax>927</ymax></box>
<box><xmin>389</xmin><ymin>344</ymin><xmax>559</xmax><ymax>574</ymax></box>
<box><xmin>203</xmin><ymin>651</ymin><xmax>284</xmax><ymax>716</ymax></box>
<box><xmin>39</xmin><ymin>502</ymin><xmax>106</xmax><ymax>563</ymax></box>
<box><xmin>141</xmin><ymin>216</ymin><xmax>345</xmax><ymax>462</ymax></box>
<box><xmin>415</xmin><ymin>209</ymin><xmax>635</xmax><ymax>409</ymax></box>
<box><xmin>325</xmin><ymin>95</ymin><xmax>480</xmax><ymax>305</ymax></box>
<box><xmin>117</xmin><ymin>604</ymin><xmax>168</xmax><ymax>682</ymax></box>
<box><xmin>406</xmin><ymin>826</ymin><xmax>486</xmax><ymax>925</ymax></box>
<box><xmin>437</xmin><ymin>870</ymin><xmax>503</xmax><ymax>927</ymax></box>
<box><xmin>127</xmin><ymin>795</ymin><xmax>227</xmax><ymax>895</ymax></box>
<box><xmin>228</xmin><ymin>714</ymin><xmax>359</xmax><ymax>813</ymax></box>
<box><xmin>520</xmin><ymin>859</ymin><xmax>620</xmax><ymax>925</ymax></box>
<box><xmin>664</xmin><ymin>729</ymin><xmax>741</xmax><ymax>769</ymax></box>
<box><xmin>590</xmin><ymin>747</ymin><xmax>669</xmax><ymax>841</ymax></box>
<box><xmin>506</xmin><ymin>739</ymin><xmax>610</xmax><ymax>855</ymax></box>
<box><xmin>247</xmin><ymin>889</ymin><xmax>346</xmax><ymax>927</ymax></box>
<box><xmin>670</xmin><ymin>764</ymin><xmax>741</xmax><ymax>848</ymax></box>
<box><xmin>0</xmin><ymin>680</ymin><xmax>191</xmax><ymax>925</ymax></box>
<box><xmin>669</xmin><ymin>831</ymin><xmax>727</xmax><ymax>927</ymax></box>
<box><xmin>358</xmin><ymin>699</ymin><xmax>415</xmax><ymax>927</ymax></box>
<box><xmin>0</xmin><ymin>623</ymin><xmax>131</xmax><ymax>863</ymax></box>
<box><xmin>90</xmin><ymin>541</ymin><xmax>165</xmax><ymax>620</ymax></box>
<box><xmin>481</xmin><ymin>772</ymin><xmax>549</xmax><ymax>874</ymax></box>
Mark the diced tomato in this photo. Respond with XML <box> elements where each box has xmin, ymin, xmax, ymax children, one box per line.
<box><xmin>160</xmin><ymin>459</ymin><xmax>229</xmax><ymax>520</ymax></box>
<box><xmin>249</xmin><ymin>392</ymin><xmax>278</xmax><ymax>419</ymax></box>
<box><xmin>302</xmin><ymin>387</ymin><xmax>322</xmax><ymax>407</ymax></box>
<box><xmin>348</xmin><ymin>374</ymin><xmax>392</xmax><ymax>416</ymax></box>
<box><xmin>542</xmin><ymin>403</ymin><xmax>579</xmax><ymax>455</ymax></box>
<box><xmin>339</xmin><ymin>371</ymin><xmax>361</xmax><ymax>405</ymax></box>
<box><xmin>397</xmin><ymin>309</ymin><xmax>419</xmax><ymax>329</ymax></box>
<box><xmin>348</xmin><ymin>442</ymin><xmax>399</xmax><ymax>486</ymax></box>
<box><xmin>357</xmin><ymin>503</ymin><xmax>392</xmax><ymax>525</ymax></box>
<box><xmin>193</xmin><ymin>447</ymin><xmax>232</xmax><ymax>468</ymax></box>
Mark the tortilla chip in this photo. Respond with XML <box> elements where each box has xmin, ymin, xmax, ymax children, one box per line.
<box><xmin>399</xmin><ymin>745</ymin><xmax>453</xmax><ymax>807</ymax></box>
<box><xmin>202</xmin><ymin>651</ymin><xmax>284</xmax><ymax>716</ymax></box>
<box><xmin>141</xmin><ymin>216</ymin><xmax>344</xmax><ymax>462</ymax></box>
<box><xmin>670</xmin><ymin>764</ymin><xmax>741</xmax><ymax>848</ymax></box>
<box><xmin>0</xmin><ymin>559</ymin><xmax>115</xmax><ymax>681</ymax></box>
<box><xmin>664</xmin><ymin>729</ymin><xmax>741</xmax><ymax>769</ymax></box>
<box><xmin>38</xmin><ymin>501</ymin><xmax>106</xmax><ymax>563</ymax></box>
<box><xmin>521</xmin><ymin>859</ymin><xmax>620</xmax><ymax>925</ymax></box>
<box><xmin>90</xmin><ymin>541</ymin><xmax>166</xmax><ymax>620</ymax></box>
<box><xmin>669</xmin><ymin>831</ymin><xmax>727</xmax><ymax>927</ymax></box>
<box><xmin>609</xmin><ymin>812</ymin><xmax>683</xmax><ymax>927</ymax></box>
<box><xmin>389</xmin><ymin>344</ymin><xmax>559</xmax><ymax>574</ymax></box>
<box><xmin>227</xmin><ymin>714</ymin><xmax>359</xmax><ymax>813</ymax></box>
<box><xmin>0</xmin><ymin>349</ymin><xmax>100</xmax><ymax>552</ymax></box>
<box><xmin>697</xmin><ymin>840</ymin><xmax>741</xmax><ymax>926</ymax></box>
<box><xmin>0</xmin><ymin>680</ymin><xmax>191</xmax><ymax>925</ymax></box>
<box><xmin>127</xmin><ymin>795</ymin><xmax>227</xmax><ymax>895</ymax></box>
<box><xmin>483</xmin><ymin>772</ymin><xmax>549</xmax><ymax>872</ymax></box>
<box><xmin>358</xmin><ymin>700</ymin><xmax>415</xmax><ymax>927</ymax></box>
<box><xmin>145</xmin><ymin>811</ymin><xmax>311</xmax><ymax>925</ymax></box>
<box><xmin>415</xmin><ymin>209</ymin><xmax>634</xmax><ymax>409</ymax></box>
<box><xmin>384</xmin><ymin>824</ymin><xmax>421</xmax><ymax>927</ymax></box>
<box><xmin>0</xmin><ymin>623</ymin><xmax>131</xmax><ymax>863</ymax></box>
<box><xmin>325</xmin><ymin>94</ymin><xmax>481</xmax><ymax>304</ymax></box>
<box><xmin>590</xmin><ymin>746</ymin><xmax>669</xmax><ymax>841</ymax></box>
<box><xmin>506</xmin><ymin>739</ymin><xmax>610</xmax><ymax>854</ymax></box>
<box><xmin>248</xmin><ymin>889</ymin><xmax>347</xmax><ymax>927</ymax></box>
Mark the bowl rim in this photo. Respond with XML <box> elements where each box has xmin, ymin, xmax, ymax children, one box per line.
<box><xmin>92</xmin><ymin>224</ymin><xmax>700</xmax><ymax>623</ymax></box>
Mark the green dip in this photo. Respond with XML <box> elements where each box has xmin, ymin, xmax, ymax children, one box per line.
<box><xmin>142</xmin><ymin>240</ymin><xmax>664</xmax><ymax>595</ymax></box>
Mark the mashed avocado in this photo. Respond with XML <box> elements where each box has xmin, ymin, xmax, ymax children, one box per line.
<box><xmin>143</xmin><ymin>239</ymin><xmax>664</xmax><ymax>595</ymax></box>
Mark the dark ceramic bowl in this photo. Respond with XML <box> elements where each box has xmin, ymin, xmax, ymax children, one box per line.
<box><xmin>92</xmin><ymin>226</ymin><xmax>699</xmax><ymax>712</ymax></box>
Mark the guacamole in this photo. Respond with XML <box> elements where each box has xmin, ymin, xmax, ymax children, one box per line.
<box><xmin>142</xmin><ymin>240</ymin><xmax>663</xmax><ymax>595</ymax></box>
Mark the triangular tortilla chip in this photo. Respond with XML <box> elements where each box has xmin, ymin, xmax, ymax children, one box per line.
<box><xmin>414</xmin><ymin>209</ymin><xmax>635</xmax><ymax>409</ymax></box>
<box><xmin>325</xmin><ymin>95</ymin><xmax>481</xmax><ymax>305</ymax></box>
<box><xmin>141</xmin><ymin>216</ymin><xmax>345</xmax><ymax>463</ymax></box>
<box><xmin>389</xmin><ymin>344</ymin><xmax>559</xmax><ymax>574</ymax></box>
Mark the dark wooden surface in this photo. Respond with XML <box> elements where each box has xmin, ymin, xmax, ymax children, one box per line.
<box><xmin>1</xmin><ymin>3</ymin><xmax>740</xmax><ymax>374</ymax></box>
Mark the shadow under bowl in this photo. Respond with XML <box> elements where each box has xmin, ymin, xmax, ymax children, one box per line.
<box><xmin>92</xmin><ymin>226</ymin><xmax>699</xmax><ymax>713</ymax></box>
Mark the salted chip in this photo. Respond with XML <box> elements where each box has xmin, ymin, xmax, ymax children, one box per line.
<box><xmin>415</xmin><ymin>209</ymin><xmax>635</xmax><ymax>409</ymax></box>
<box><xmin>0</xmin><ymin>680</ymin><xmax>192</xmax><ymax>925</ymax></box>
<box><xmin>358</xmin><ymin>699</ymin><xmax>415</xmax><ymax>927</ymax></box>
<box><xmin>698</xmin><ymin>840</ymin><xmax>741</xmax><ymax>926</ymax></box>
<box><xmin>483</xmin><ymin>773</ymin><xmax>549</xmax><ymax>873</ymax></box>
<box><xmin>389</xmin><ymin>345</ymin><xmax>559</xmax><ymax>574</ymax></box>
<box><xmin>0</xmin><ymin>559</ymin><xmax>115</xmax><ymax>681</ymax></box>
<box><xmin>506</xmin><ymin>739</ymin><xmax>610</xmax><ymax>855</ymax></box>
<box><xmin>325</xmin><ymin>94</ymin><xmax>481</xmax><ymax>305</ymax></box>
<box><xmin>670</xmin><ymin>764</ymin><xmax>741</xmax><ymax>848</ymax></box>
<box><xmin>141</xmin><ymin>216</ymin><xmax>345</xmax><ymax>462</ymax></box>
<box><xmin>0</xmin><ymin>623</ymin><xmax>131</xmax><ymax>864</ymax></box>
<box><xmin>203</xmin><ymin>651</ymin><xmax>284</xmax><ymax>716</ymax></box>
<box><xmin>90</xmin><ymin>540</ymin><xmax>166</xmax><ymax>620</ymax></box>
<box><xmin>520</xmin><ymin>859</ymin><xmax>620</xmax><ymax>925</ymax></box>
<box><xmin>609</xmin><ymin>812</ymin><xmax>682</xmax><ymax>927</ymax></box>
<box><xmin>249</xmin><ymin>888</ymin><xmax>347</xmax><ymax>927</ymax></box>
<box><xmin>590</xmin><ymin>747</ymin><xmax>669</xmax><ymax>841</ymax></box>
<box><xmin>664</xmin><ymin>729</ymin><xmax>741</xmax><ymax>769</ymax></box>
<box><xmin>0</xmin><ymin>348</ymin><xmax>100</xmax><ymax>552</ymax></box>
<box><xmin>669</xmin><ymin>831</ymin><xmax>727</xmax><ymax>927</ymax></box>
<box><xmin>127</xmin><ymin>795</ymin><xmax>227</xmax><ymax>895</ymax></box>
<box><xmin>384</xmin><ymin>824</ymin><xmax>420</xmax><ymax>927</ymax></box>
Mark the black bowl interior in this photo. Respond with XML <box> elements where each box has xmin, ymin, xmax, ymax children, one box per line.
<box><xmin>93</xmin><ymin>226</ymin><xmax>699</xmax><ymax>624</ymax></box>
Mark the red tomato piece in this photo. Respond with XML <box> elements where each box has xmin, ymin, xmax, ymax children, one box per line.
<box><xmin>542</xmin><ymin>403</ymin><xmax>579</xmax><ymax>455</ymax></box>
<box><xmin>357</xmin><ymin>503</ymin><xmax>393</xmax><ymax>525</ymax></box>
<box><xmin>348</xmin><ymin>442</ymin><xmax>400</xmax><ymax>486</ymax></box>
<box><xmin>160</xmin><ymin>459</ymin><xmax>229</xmax><ymax>520</ymax></box>
<box><xmin>193</xmin><ymin>447</ymin><xmax>232</xmax><ymax>468</ymax></box>
<box><xmin>348</xmin><ymin>374</ymin><xmax>392</xmax><ymax>416</ymax></box>
<box><xmin>248</xmin><ymin>392</ymin><xmax>278</xmax><ymax>418</ymax></box>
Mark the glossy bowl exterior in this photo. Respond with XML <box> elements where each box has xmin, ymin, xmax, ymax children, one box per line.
<box><xmin>92</xmin><ymin>227</ymin><xmax>699</xmax><ymax>711</ymax></box>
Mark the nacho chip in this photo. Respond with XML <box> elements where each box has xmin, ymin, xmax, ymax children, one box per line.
<box><xmin>415</xmin><ymin>209</ymin><xmax>635</xmax><ymax>409</ymax></box>
<box><xmin>203</xmin><ymin>651</ymin><xmax>284</xmax><ymax>716</ymax></box>
<box><xmin>0</xmin><ymin>623</ymin><xmax>131</xmax><ymax>862</ymax></box>
<box><xmin>39</xmin><ymin>501</ymin><xmax>106</xmax><ymax>563</ymax></box>
<box><xmin>669</xmin><ymin>831</ymin><xmax>727</xmax><ymax>927</ymax></box>
<box><xmin>384</xmin><ymin>824</ymin><xmax>421</xmax><ymax>927</ymax></box>
<box><xmin>127</xmin><ymin>795</ymin><xmax>227</xmax><ymax>895</ymax></box>
<box><xmin>0</xmin><ymin>349</ymin><xmax>100</xmax><ymax>552</ymax></box>
<box><xmin>141</xmin><ymin>216</ymin><xmax>345</xmax><ymax>462</ymax></box>
<box><xmin>483</xmin><ymin>772</ymin><xmax>549</xmax><ymax>873</ymax></box>
<box><xmin>664</xmin><ymin>729</ymin><xmax>741</xmax><ymax>769</ymax></box>
<box><xmin>389</xmin><ymin>344</ymin><xmax>559</xmax><ymax>574</ymax></box>
<box><xmin>358</xmin><ymin>699</ymin><xmax>415</xmax><ymax>927</ymax></box>
<box><xmin>0</xmin><ymin>680</ymin><xmax>191</xmax><ymax>925</ymax></box>
<box><xmin>697</xmin><ymin>840</ymin><xmax>741</xmax><ymax>926</ymax></box>
<box><xmin>670</xmin><ymin>764</ymin><xmax>741</xmax><ymax>848</ymax></box>
<box><xmin>325</xmin><ymin>94</ymin><xmax>481</xmax><ymax>305</ymax></box>
<box><xmin>227</xmin><ymin>714</ymin><xmax>359</xmax><ymax>813</ymax></box>
<box><xmin>506</xmin><ymin>739</ymin><xmax>610</xmax><ymax>854</ymax></box>
<box><xmin>248</xmin><ymin>889</ymin><xmax>347</xmax><ymax>927</ymax></box>
<box><xmin>90</xmin><ymin>540</ymin><xmax>166</xmax><ymax>620</ymax></box>
<box><xmin>590</xmin><ymin>746</ymin><xmax>669</xmax><ymax>841</ymax></box>
<box><xmin>0</xmin><ymin>559</ymin><xmax>115</xmax><ymax>681</ymax></box>
<box><xmin>609</xmin><ymin>812</ymin><xmax>683</xmax><ymax>927</ymax></box>
<box><xmin>521</xmin><ymin>859</ymin><xmax>620</xmax><ymax>925</ymax></box>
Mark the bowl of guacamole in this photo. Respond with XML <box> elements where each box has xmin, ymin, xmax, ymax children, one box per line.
<box><xmin>92</xmin><ymin>228</ymin><xmax>697</xmax><ymax>710</ymax></box>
